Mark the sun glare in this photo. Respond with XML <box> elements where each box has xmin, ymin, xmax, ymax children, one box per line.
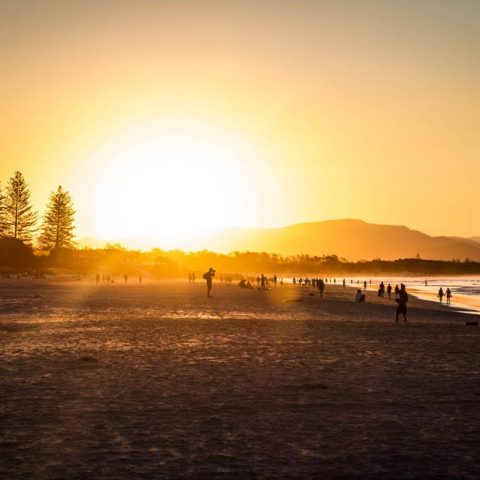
<box><xmin>84</xmin><ymin>117</ymin><xmax>266</xmax><ymax>248</ymax></box>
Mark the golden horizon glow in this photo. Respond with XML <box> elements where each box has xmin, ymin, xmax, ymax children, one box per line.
<box><xmin>80</xmin><ymin>115</ymin><xmax>277</xmax><ymax>247</ymax></box>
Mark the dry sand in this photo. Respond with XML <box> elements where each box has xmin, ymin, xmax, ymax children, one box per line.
<box><xmin>1</xmin><ymin>279</ymin><xmax>480</xmax><ymax>479</ymax></box>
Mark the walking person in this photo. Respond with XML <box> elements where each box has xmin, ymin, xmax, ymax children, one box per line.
<box><xmin>438</xmin><ymin>287</ymin><xmax>444</xmax><ymax>303</ymax></box>
<box><xmin>446</xmin><ymin>288</ymin><xmax>452</xmax><ymax>305</ymax></box>
<box><xmin>395</xmin><ymin>284</ymin><xmax>408</xmax><ymax>323</ymax></box>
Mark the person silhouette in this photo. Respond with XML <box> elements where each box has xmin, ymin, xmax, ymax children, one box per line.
<box><xmin>387</xmin><ymin>284</ymin><xmax>392</xmax><ymax>299</ymax></box>
<box><xmin>203</xmin><ymin>268</ymin><xmax>216</xmax><ymax>298</ymax></box>
<box><xmin>438</xmin><ymin>288</ymin><xmax>444</xmax><ymax>303</ymax></box>
<box><xmin>318</xmin><ymin>279</ymin><xmax>325</xmax><ymax>299</ymax></box>
<box><xmin>355</xmin><ymin>289</ymin><xmax>366</xmax><ymax>303</ymax></box>
<box><xmin>445</xmin><ymin>288</ymin><xmax>452</xmax><ymax>304</ymax></box>
<box><xmin>395</xmin><ymin>284</ymin><xmax>408</xmax><ymax>323</ymax></box>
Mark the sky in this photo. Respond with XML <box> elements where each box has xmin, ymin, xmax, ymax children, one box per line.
<box><xmin>1</xmin><ymin>0</ymin><xmax>480</xmax><ymax>247</ymax></box>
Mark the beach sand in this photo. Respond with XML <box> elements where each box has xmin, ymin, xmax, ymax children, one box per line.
<box><xmin>1</xmin><ymin>279</ymin><xmax>480</xmax><ymax>479</ymax></box>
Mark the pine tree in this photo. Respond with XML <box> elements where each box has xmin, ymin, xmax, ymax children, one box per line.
<box><xmin>4</xmin><ymin>171</ymin><xmax>37</xmax><ymax>243</ymax></box>
<box><xmin>0</xmin><ymin>183</ymin><xmax>7</xmax><ymax>237</ymax></box>
<box><xmin>39</xmin><ymin>186</ymin><xmax>76</xmax><ymax>250</ymax></box>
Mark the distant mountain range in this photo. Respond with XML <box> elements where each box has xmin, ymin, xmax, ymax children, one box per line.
<box><xmin>76</xmin><ymin>219</ymin><xmax>480</xmax><ymax>261</ymax></box>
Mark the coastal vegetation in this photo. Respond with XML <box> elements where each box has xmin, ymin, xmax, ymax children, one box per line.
<box><xmin>1</xmin><ymin>240</ymin><xmax>480</xmax><ymax>278</ymax></box>
<box><xmin>1</xmin><ymin>171</ymin><xmax>480</xmax><ymax>278</ymax></box>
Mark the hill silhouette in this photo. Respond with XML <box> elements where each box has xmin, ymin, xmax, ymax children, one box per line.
<box><xmin>203</xmin><ymin>219</ymin><xmax>480</xmax><ymax>261</ymax></box>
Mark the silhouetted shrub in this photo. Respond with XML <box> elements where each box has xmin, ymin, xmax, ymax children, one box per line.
<box><xmin>0</xmin><ymin>237</ymin><xmax>36</xmax><ymax>270</ymax></box>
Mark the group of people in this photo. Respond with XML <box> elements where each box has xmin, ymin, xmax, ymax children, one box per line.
<box><xmin>377</xmin><ymin>282</ymin><xmax>390</xmax><ymax>298</ymax></box>
<box><xmin>239</xmin><ymin>274</ymin><xmax>283</xmax><ymax>289</ymax></box>
<box><xmin>437</xmin><ymin>287</ymin><xmax>453</xmax><ymax>304</ymax></box>
<box><xmin>201</xmin><ymin>269</ymin><xmax>454</xmax><ymax>323</ymax></box>
<box><xmin>292</xmin><ymin>277</ymin><xmax>344</xmax><ymax>288</ymax></box>
<box><xmin>354</xmin><ymin>281</ymin><xmax>409</xmax><ymax>321</ymax></box>
<box><xmin>376</xmin><ymin>282</ymin><xmax>407</xmax><ymax>300</ymax></box>
<box><xmin>94</xmin><ymin>273</ymin><xmax>142</xmax><ymax>284</ymax></box>
<box><xmin>357</xmin><ymin>283</ymin><xmax>409</xmax><ymax>322</ymax></box>
<box><xmin>292</xmin><ymin>277</ymin><xmax>328</xmax><ymax>298</ymax></box>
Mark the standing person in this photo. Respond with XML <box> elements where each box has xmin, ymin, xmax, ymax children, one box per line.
<box><xmin>438</xmin><ymin>288</ymin><xmax>444</xmax><ymax>303</ymax></box>
<box><xmin>395</xmin><ymin>283</ymin><xmax>408</xmax><ymax>323</ymax></box>
<box><xmin>387</xmin><ymin>284</ymin><xmax>392</xmax><ymax>299</ymax></box>
<box><xmin>318</xmin><ymin>279</ymin><xmax>325</xmax><ymax>299</ymax></box>
<box><xmin>364</xmin><ymin>280</ymin><xmax>367</xmax><ymax>291</ymax></box>
<box><xmin>446</xmin><ymin>288</ymin><xmax>452</xmax><ymax>304</ymax></box>
<box><xmin>273</xmin><ymin>274</ymin><xmax>277</xmax><ymax>287</ymax></box>
<box><xmin>203</xmin><ymin>268</ymin><xmax>216</xmax><ymax>298</ymax></box>
<box><xmin>343</xmin><ymin>279</ymin><xmax>346</xmax><ymax>288</ymax></box>
<box><xmin>394</xmin><ymin>284</ymin><xmax>400</xmax><ymax>300</ymax></box>
<box><xmin>260</xmin><ymin>274</ymin><xmax>266</xmax><ymax>289</ymax></box>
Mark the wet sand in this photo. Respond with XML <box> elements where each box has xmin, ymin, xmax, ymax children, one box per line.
<box><xmin>1</xmin><ymin>279</ymin><xmax>480</xmax><ymax>479</ymax></box>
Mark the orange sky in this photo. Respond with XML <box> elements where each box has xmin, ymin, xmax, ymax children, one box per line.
<box><xmin>1</xmin><ymin>1</ymin><xmax>479</xmax><ymax>246</ymax></box>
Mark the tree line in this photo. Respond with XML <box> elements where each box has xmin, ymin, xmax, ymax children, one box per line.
<box><xmin>0</xmin><ymin>171</ymin><xmax>75</xmax><ymax>250</ymax></box>
<box><xmin>1</xmin><ymin>172</ymin><xmax>480</xmax><ymax>277</ymax></box>
<box><xmin>19</xmin><ymin>247</ymin><xmax>480</xmax><ymax>278</ymax></box>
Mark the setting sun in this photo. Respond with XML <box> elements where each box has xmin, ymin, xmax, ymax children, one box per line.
<box><xmin>81</xmin><ymin>116</ymin><xmax>269</xmax><ymax>247</ymax></box>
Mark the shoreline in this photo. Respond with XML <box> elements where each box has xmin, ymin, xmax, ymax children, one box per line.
<box><xmin>1</xmin><ymin>278</ymin><xmax>478</xmax><ymax>324</ymax></box>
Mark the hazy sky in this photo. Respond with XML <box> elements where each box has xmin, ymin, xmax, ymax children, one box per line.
<box><xmin>1</xmin><ymin>0</ymin><xmax>479</xmax><ymax>245</ymax></box>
